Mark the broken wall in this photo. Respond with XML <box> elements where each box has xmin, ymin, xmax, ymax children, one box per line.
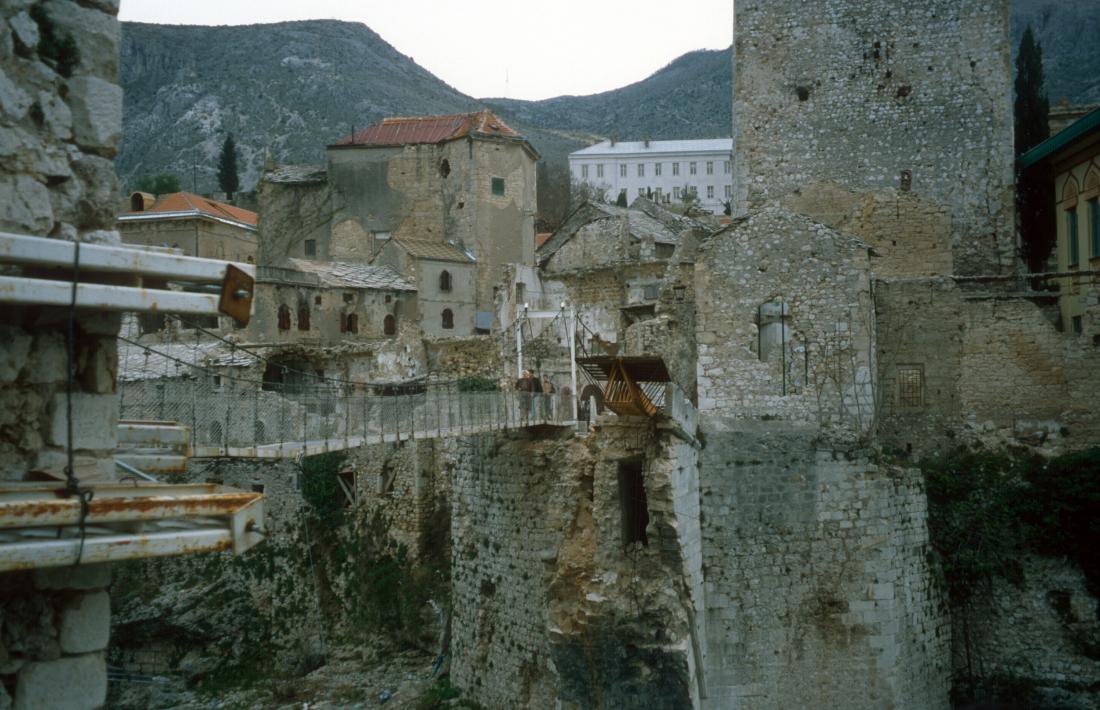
<box><xmin>447</xmin><ymin>421</ymin><xmax>707</xmax><ymax>709</ymax></box>
<box><xmin>875</xmin><ymin>279</ymin><xmax>1100</xmax><ymax>456</ymax></box>
<box><xmin>694</xmin><ymin>207</ymin><xmax>876</xmax><ymax>441</ymax></box>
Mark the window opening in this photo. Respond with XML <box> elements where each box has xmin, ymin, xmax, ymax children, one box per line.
<box><xmin>897</xmin><ymin>365</ymin><xmax>924</xmax><ymax>407</ymax></box>
<box><xmin>1072</xmin><ymin>315</ymin><xmax>1083</xmax><ymax>334</ymax></box>
<box><xmin>314</xmin><ymin>294</ymin><xmax>322</xmax><ymax>305</ymax></box>
<box><xmin>442</xmin><ymin>308</ymin><xmax>454</xmax><ymax>330</ymax></box>
<box><xmin>346</xmin><ymin>313</ymin><xmax>358</xmax><ymax>334</ymax></box>
<box><xmin>617</xmin><ymin>460</ymin><xmax>649</xmax><ymax>547</ymax></box>
<box><xmin>384</xmin><ymin>314</ymin><xmax>396</xmax><ymax>336</ymax></box>
<box><xmin>277</xmin><ymin>304</ymin><xmax>291</xmax><ymax>331</ymax></box>
<box><xmin>439</xmin><ymin>158</ymin><xmax>451</xmax><ymax>178</ymax></box>
<box><xmin>298</xmin><ymin>306</ymin><xmax>310</xmax><ymax>331</ymax></box>
<box><xmin>336</xmin><ymin>470</ymin><xmax>357</xmax><ymax>508</ymax></box>
<box><xmin>304</xmin><ymin>239</ymin><xmax>316</xmax><ymax>257</ymax></box>
<box><xmin>491</xmin><ymin>177</ymin><xmax>505</xmax><ymax>196</ymax></box>
<box><xmin>440</xmin><ymin>270</ymin><xmax>452</xmax><ymax>292</ymax></box>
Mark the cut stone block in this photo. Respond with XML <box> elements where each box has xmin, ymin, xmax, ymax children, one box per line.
<box><xmin>58</xmin><ymin>590</ymin><xmax>109</xmax><ymax>654</ymax></box>
<box><xmin>13</xmin><ymin>653</ymin><xmax>106</xmax><ymax>710</ymax></box>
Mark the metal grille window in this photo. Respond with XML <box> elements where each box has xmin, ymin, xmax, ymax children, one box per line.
<box><xmin>897</xmin><ymin>366</ymin><xmax>924</xmax><ymax>407</ymax></box>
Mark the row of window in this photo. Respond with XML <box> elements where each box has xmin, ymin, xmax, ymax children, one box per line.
<box><xmin>1065</xmin><ymin>197</ymin><xmax>1100</xmax><ymax>267</ymax></box>
<box><xmin>274</xmin><ymin>305</ymin><xmax>459</xmax><ymax>334</ymax></box>
<box><xmin>580</xmin><ymin>160</ymin><xmax>731</xmax><ymax>180</ymax></box>
<box><xmin>622</xmin><ymin>185</ymin><xmax>732</xmax><ymax>200</ymax></box>
<box><xmin>276</xmin><ymin>304</ymin><xmax>398</xmax><ymax>335</ymax></box>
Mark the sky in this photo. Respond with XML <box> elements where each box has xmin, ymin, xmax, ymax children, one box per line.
<box><xmin>118</xmin><ymin>0</ymin><xmax>733</xmax><ymax>101</ymax></box>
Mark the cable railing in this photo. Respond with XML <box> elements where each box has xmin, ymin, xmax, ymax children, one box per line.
<box><xmin>119</xmin><ymin>376</ymin><xmax>575</xmax><ymax>458</ymax></box>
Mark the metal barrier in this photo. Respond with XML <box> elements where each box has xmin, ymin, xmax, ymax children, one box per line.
<box><xmin>119</xmin><ymin>377</ymin><xmax>575</xmax><ymax>459</ymax></box>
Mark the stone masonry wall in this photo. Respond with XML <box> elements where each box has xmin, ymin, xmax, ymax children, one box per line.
<box><xmin>694</xmin><ymin>207</ymin><xmax>876</xmax><ymax>441</ymax></box>
<box><xmin>698</xmin><ymin>423</ymin><xmax>950</xmax><ymax>710</ymax></box>
<box><xmin>448</xmin><ymin>422</ymin><xmax>706</xmax><ymax>709</ymax></box>
<box><xmin>953</xmin><ymin>555</ymin><xmax>1100</xmax><ymax>710</ymax></box>
<box><xmin>876</xmin><ymin>278</ymin><xmax>1100</xmax><ymax>456</ymax></box>
<box><xmin>1</xmin><ymin>1</ymin><xmax>125</xmax><ymax>707</ymax></box>
<box><xmin>733</xmin><ymin>0</ymin><xmax>1016</xmax><ymax>275</ymax></box>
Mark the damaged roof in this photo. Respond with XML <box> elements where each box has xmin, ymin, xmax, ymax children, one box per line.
<box><xmin>285</xmin><ymin>258</ymin><xmax>416</xmax><ymax>291</ymax></box>
<box><xmin>330</xmin><ymin>109</ymin><xmax>537</xmax><ymax>157</ymax></box>
<box><xmin>537</xmin><ymin>198</ymin><xmax>694</xmax><ymax>264</ymax></box>
<box><xmin>119</xmin><ymin>339</ymin><xmax>254</xmax><ymax>382</ymax></box>
<box><xmin>391</xmin><ymin>238</ymin><xmax>475</xmax><ymax>264</ymax></box>
<box><xmin>118</xmin><ymin>192</ymin><xmax>258</xmax><ymax>230</ymax></box>
<box><xmin>264</xmin><ymin>164</ymin><xmax>328</xmax><ymax>184</ymax></box>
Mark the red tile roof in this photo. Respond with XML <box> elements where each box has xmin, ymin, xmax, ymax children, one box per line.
<box><xmin>333</xmin><ymin>109</ymin><xmax>522</xmax><ymax>147</ymax></box>
<box><xmin>535</xmin><ymin>232</ymin><xmax>552</xmax><ymax>249</ymax></box>
<box><xmin>121</xmin><ymin>192</ymin><xmax>258</xmax><ymax>228</ymax></box>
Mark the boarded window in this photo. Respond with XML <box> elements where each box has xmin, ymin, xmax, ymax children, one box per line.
<box><xmin>277</xmin><ymin>305</ymin><xmax>291</xmax><ymax>331</ymax></box>
<box><xmin>439</xmin><ymin>270</ymin><xmax>452</xmax><ymax>292</ymax></box>
<box><xmin>304</xmin><ymin>239</ymin><xmax>316</xmax><ymax>257</ymax></box>
<box><xmin>897</xmin><ymin>366</ymin><xmax>924</xmax><ymax>407</ymax></box>
<box><xmin>298</xmin><ymin>307</ymin><xmax>310</xmax><ymax>331</ymax></box>
<box><xmin>442</xmin><ymin>308</ymin><xmax>454</xmax><ymax>330</ymax></box>
<box><xmin>491</xmin><ymin>177</ymin><xmax>505</xmax><ymax>196</ymax></box>
<box><xmin>617</xmin><ymin>460</ymin><xmax>649</xmax><ymax>547</ymax></box>
<box><xmin>336</xmin><ymin>470</ymin><xmax>357</xmax><ymax>508</ymax></box>
<box><xmin>384</xmin><ymin>314</ymin><xmax>396</xmax><ymax>336</ymax></box>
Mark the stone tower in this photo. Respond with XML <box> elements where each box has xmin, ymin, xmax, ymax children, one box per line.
<box><xmin>731</xmin><ymin>0</ymin><xmax>1016</xmax><ymax>276</ymax></box>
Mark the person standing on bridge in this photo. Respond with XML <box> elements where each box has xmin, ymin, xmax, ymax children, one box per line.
<box><xmin>541</xmin><ymin>374</ymin><xmax>555</xmax><ymax>420</ymax></box>
<box><xmin>516</xmin><ymin>369</ymin><xmax>537</xmax><ymax>424</ymax></box>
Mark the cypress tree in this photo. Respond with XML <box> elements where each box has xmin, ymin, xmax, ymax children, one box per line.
<box><xmin>1014</xmin><ymin>26</ymin><xmax>1053</xmax><ymax>272</ymax></box>
<box><xmin>217</xmin><ymin>134</ymin><xmax>240</xmax><ymax>200</ymax></box>
<box><xmin>1014</xmin><ymin>26</ymin><xmax>1049</xmax><ymax>158</ymax></box>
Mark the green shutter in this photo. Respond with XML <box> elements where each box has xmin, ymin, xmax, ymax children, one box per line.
<box><xmin>1068</xmin><ymin>208</ymin><xmax>1079</xmax><ymax>266</ymax></box>
<box><xmin>1090</xmin><ymin>199</ymin><xmax>1100</xmax><ymax>260</ymax></box>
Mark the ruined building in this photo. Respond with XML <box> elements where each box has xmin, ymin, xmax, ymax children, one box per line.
<box><xmin>259</xmin><ymin>110</ymin><xmax>539</xmax><ymax>337</ymax></box>
<box><xmin>67</xmin><ymin>0</ymin><xmax>1100</xmax><ymax>708</ymax></box>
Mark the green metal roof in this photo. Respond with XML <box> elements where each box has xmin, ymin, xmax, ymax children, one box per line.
<box><xmin>1018</xmin><ymin>106</ymin><xmax>1100</xmax><ymax>170</ymax></box>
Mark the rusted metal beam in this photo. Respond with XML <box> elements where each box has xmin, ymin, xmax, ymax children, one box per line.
<box><xmin>0</xmin><ymin>231</ymin><xmax>255</xmax><ymax>282</ymax></box>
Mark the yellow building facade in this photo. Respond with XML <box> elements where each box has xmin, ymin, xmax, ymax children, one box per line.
<box><xmin>1021</xmin><ymin>108</ymin><xmax>1100</xmax><ymax>331</ymax></box>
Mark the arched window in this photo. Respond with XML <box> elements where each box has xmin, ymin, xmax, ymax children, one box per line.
<box><xmin>346</xmin><ymin>313</ymin><xmax>358</xmax><ymax>334</ymax></box>
<box><xmin>442</xmin><ymin>308</ymin><xmax>454</xmax><ymax>330</ymax></box>
<box><xmin>277</xmin><ymin>305</ymin><xmax>291</xmax><ymax>331</ymax></box>
<box><xmin>298</xmin><ymin>306</ymin><xmax>310</xmax><ymax>331</ymax></box>
<box><xmin>384</xmin><ymin>314</ymin><xmax>396</xmax><ymax>336</ymax></box>
<box><xmin>439</xmin><ymin>270</ymin><xmax>452</xmax><ymax>293</ymax></box>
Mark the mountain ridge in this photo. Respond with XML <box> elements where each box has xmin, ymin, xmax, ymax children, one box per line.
<box><xmin>117</xmin><ymin>2</ymin><xmax>1099</xmax><ymax>195</ymax></box>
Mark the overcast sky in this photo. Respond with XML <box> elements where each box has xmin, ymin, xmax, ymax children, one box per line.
<box><xmin>118</xmin><ymin>0</ymin><xmax>733</xmax><ymax>101</ymax></box>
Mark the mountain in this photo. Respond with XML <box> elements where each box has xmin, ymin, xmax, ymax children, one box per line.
<box><xmin>118</xmin><ymin>1</ymin><xmax>1099</xmax><ymax>194</ymax></box>
<box><xmin>119</xmin><ymin>21</ymin><xmax>479</xmax><ymax>193</ymax></box>
<box><xmin>1011</xmin><ymin>0</ymin><xmax>1100</xmax><ymax>106</ymax></box>
<box><xmin>117</xmin><ymin>20</ymin><xmax>727</xmax><ymax>194</ymax></box>
<box><xmin>483</xmin><ymin>48</ymin><xmax>733</xmax><ymax>146</ymax></box>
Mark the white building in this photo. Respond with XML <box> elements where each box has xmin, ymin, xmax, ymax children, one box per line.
<box><xmin>568</xmin><ymin>138</ymin><xmax>734</xmax><ymax>215</ymax></box>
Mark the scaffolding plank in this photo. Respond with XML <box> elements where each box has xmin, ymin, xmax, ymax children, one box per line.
<box><xmin>0</xmin><ymin>528</ymin><xmax>232</xmax><ymax>572</ymax></box>
<box><xmin>0</xmin><ymin>275</ymin><xmax>222</xmax><ymax>314</ymax></box>
<box><xmin>0</xmin><ymin>231</ymin><xmax>255</xmax><ymax>282</ymax></box>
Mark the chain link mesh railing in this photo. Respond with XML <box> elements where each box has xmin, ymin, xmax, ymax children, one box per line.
<box><xmin>120</xmin><ymin>375</ymin><xmax>574</xmax><ymax>457</ymax></box>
